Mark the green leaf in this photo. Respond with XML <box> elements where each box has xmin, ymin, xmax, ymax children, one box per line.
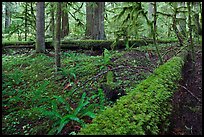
<box><xmin>73</xmin><ymin>92</ymin><xmax>89</xmax><ymax>115</ymax></box>
<box><xmin>53</xmin><ymin>95</ymin><xmax>72</xmax><ymax>113</ymax></box>
<box><xmin>81</xmin><ymin>111</ymin><xmax>96</xmax><ymax>119</ymax></box>
<box><xmin>57</xmin><ymin>114</ymin><xmax>85</xmax><ymax>134</ymax></box>
<box><xmin>57</xmin><ymin>119</ymin><xmax>71</xmax><ymax>134</ymax></box>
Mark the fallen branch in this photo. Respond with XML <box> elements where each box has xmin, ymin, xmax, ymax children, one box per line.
<box><xmin>179</xmin><ymin>84</ymin><xmax>202</xmax><ymax>103</ymax></box>
<box><xmin>3</xmin><ymin>45</ymin><xmax>35</xmax><ymax>48</ymax></box>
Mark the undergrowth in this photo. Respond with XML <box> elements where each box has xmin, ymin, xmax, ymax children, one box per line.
<box><xmin>2</xmin><ymin>47</ymin><xmax>163</xmax><ymax>135</ymax></box>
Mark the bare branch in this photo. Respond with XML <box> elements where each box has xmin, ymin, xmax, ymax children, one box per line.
<box><xmin>179</xmin><ymin>84</ymin><xmax>202</xmax><ymax>103</ymax></box>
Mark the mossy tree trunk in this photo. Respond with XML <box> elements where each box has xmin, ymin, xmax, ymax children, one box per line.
<box><xmin>172</xmin><ymin>3</ymin><xmax>185</xmax><ymax>47</ymax></box>
<box><xmin>193</xmin><ymin>2</ymin><xmax>202</xmax><ymax>36</ymax></box>
<box><xmin>85</xmin><ymin>2</ymin><xmax>106</xmax><ymax>40</ymax></box>
<box><xmin>153</xmin><ymin>2</ymin><xmax>163</xmax><ymax>65</ymax></box>
<box><xmin>25</xmin><ymin>2</ymin><xmax>28</xmax><ymax>41</ymax></box>
<box><xmin>187</xmin><ymin>2</ymin><xmax>195</xmax><ymax>74</ymax></box>
<box><xmin>50</xmin><ymin>2</ymin><xmax>55</xmax><ymax>46</ymax></box>
<box><xmin>176</xmin><ymin>2</ymin><xmax>186</xmax><ymax>37</ymax></box>
<box><xmin>61</xmin><ymin>2</ymin><xmax>69</xmax><ymax>39</ymax></box>
<box><xmin>5</xmin><ymin>2</ymin><xmax>11</xmax><ymax>33</ymax></box>
<box><xmin>36</xmin><ymin>2</ymin><xmax>45</xmax><ymax>53</ymax></box>
<box><xmin>148</xmin><ymin>2</ymin><xmax>154</xmax><ymax>38</ymax></box>
<box><xmin>55</xmin><ymin>2</ymin><xmax>61</xmax><ymax>72</ymax></box>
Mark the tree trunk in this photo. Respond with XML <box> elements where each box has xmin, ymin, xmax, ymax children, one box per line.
<box><xmin>55</xmin><ymin>2</ymin><xmax>61</xmax><ymax>72</ymax></box>
<box><xmin>61</xmin><ymin>2</ymin><xmax>69</xmax><ymax>39</ymax></box>
<box><xmin>153</xmin><ymin>2</ymin><xmax>163</xmax><ymax>65</ymax></box>
<box><xmin>148</xmin><ymin>2</ymin><xmax>154</xmax><ymax>38</ymax></box>
<box><xmin>36</xmin><ymin>2</ymin><xmax>45</xmax><ymax>53</ymax></box>
<box><xmin>193</xmin><ymin>2</ymin><xmax>202</xmax><ymax>36</ymax></box>
<box><xmin>5</xmin><ymin>2</ymin><xmax>11</xmax><ymax>33</ymax></box>
<box><xmin>187</xmin><ymin>2</ymin><xmax>195</xmax><ymax>74</ymax></box>
<box><xmin>177</xmin><ymin>2</ymin><xmax>186</xmax><ymax>37</ymax></box>
<box><xmin>85</xmin><ymin>2</ymin><xmax>106</xmax><ymax>40</ymax></box>
<box><xmin>50</xmin><ymin>2</ymin><xmax>55</xmax><ymax>46</ymax></box>
<box><xmin>172</xmin><ymin>3</ymin><xmax>185</xmax><ymax>47</ymax></box>
<box><xmin>86</xmin><ymin>2</ymin><xmax>94</xmax><ymax>39</ymax></box>
<box><xmin>25</xmin><ymin>2</ymin><xmax>28</xmax><ymax>41</ymax></box>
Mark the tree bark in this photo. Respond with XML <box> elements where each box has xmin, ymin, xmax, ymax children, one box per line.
<box><xmin>187</xmin><ymin>2</ymin><xmax>195</xmax><ymax>73</ymax></box>
<box><xmin>177</xmin><ymin>2</ymin><xmax>186</xmax><ymax>37</ymax></box>
<box><xmin>61</xmin><ymin>2</ymin><xmax>69</xmax><ymax>39</ymax></box>
<box><xmin>25</xmin><ymin>2</ymin><xmax>28</xmax><ymax>41</ymax></box>
<box><xmin>5</xmin><ymin>2</ymin><xmax>11</xmax><ymax>33</ymax></box>
<box><xmin>172</xmin><ymin>3</ymin><xmax>185</xmax><ymax>47</ymax></box>
<box><xmin>153</xmin><ymin>2</ymin><xmax>163</xmax><ymax>65</ymax></box>
<box><xmin>85</xmin><ymin>2</ymin><xmax>106</xmax><ymax>40</ymax></box>
<box><xmin>193</xmin><ymin>2</ymin><xmax>202</xmax><ymax>36</ymax></box>
<box><xmin>55</xmin><ymin>2</ymin><xmax>61</xmax><ymax>72</ymax></box>
<box><xmin>148</xmin><ymin>2</ymin><xmax>154</xmax><ymax>38</ymax></box>
<box><xmin>36</xmin><ymin>2</ymin><xmax>45</xmax><ymax>53</ymax></box>
<box><xmin>50</xmin><ymin>2</ymin><xmax>55</xmax><ymax>46</ymax></box>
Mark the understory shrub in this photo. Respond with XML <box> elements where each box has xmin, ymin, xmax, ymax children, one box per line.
<box><xmin>79</xmin><ymin>53</ymin><xmax>186</xmax><ymax>135</ymax></box>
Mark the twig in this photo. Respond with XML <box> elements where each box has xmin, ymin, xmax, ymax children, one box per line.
<box><xmin>179</xmin><ymin>84</ymin><xmax>201</xmax><ymax>103</ymax></box>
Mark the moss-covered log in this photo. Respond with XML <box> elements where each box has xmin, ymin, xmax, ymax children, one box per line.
<box><xmin>2</xmin><ymin>39</ymin><xmax>178</xmax><ymax>50</ymax></box>
<box><xmin>79</xmin><ymin>50</ymin><xmax>187</xmax><ymax>135</ymax></box>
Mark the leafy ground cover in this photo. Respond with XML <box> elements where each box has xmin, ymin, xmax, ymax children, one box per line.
<box><xmin>2</xmin><ymin>43</ymin><xmax>195</xmax><ymax>135</ymax></box>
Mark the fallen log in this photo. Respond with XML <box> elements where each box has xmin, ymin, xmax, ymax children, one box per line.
<box><xmin>2</xmin><ymin>39</ymin><xmax>178</xmax><ymax>50</ymax></box>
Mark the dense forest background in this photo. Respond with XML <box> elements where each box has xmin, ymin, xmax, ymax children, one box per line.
<box><xmin>2</xmin><ymin>2</ymin><xmax>202</xmax><ymax>42</ymax></box>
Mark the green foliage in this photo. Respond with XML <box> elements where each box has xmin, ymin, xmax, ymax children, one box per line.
<box><xmin>106</xmin><ymin>71</ymin><xmax>114</xmax><ymax>85</ymax></box>
<box><xmin>103</xmin><ymin>48</ymin><xmax>111</xmax><ymax>65</ymax></box>
<box><xmin>98</xmin><ymin>88</ymin><xmax>105</xmax><ymax>111</ymax></box>
<box><xmin>110</xmin><ymin>2</ymin><xmax>145</xmax><ymax>42</ymax></box>
<box><xmin>32</xmin><ymin>92</ymin><xmax>97</xmax><ymax>135</ymax></box>
<box><xmin>79</xmin><ymin>54</ymin><xmax>186</xmax><ymax>135</ymax></box>
<box><xmin>61</xmin><ymin>67</ymin><xmax>76</xmax><ymax>82</ymax></box>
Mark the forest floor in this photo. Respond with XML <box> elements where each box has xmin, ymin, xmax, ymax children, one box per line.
<box><xmin>2</xmin><ymin>46</ymin><xmax>161</xmax><ymax>135</ymax></box>
<box><xmin>167</xmin><ymin>45</ymin><xmax>202</xmax><ymax>135</ymax></box>
<box><xmin>2</xmin><ymin>43</ymin><xmax>202</xmax><ymax>135</ymax></box>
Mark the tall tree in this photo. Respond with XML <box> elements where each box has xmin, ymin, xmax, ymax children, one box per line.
<box><xmin>187</xmin><ymin>2</ymin><xmax>195</xmax><ymax>74</ymax></box>
<box><xmin>148</xmin><ymin>2</ymin><xmax>154</xmax><ymax>38</ymax></box>
<box><xmin>177</xmin><ymin>2</ymin><xmax>186</xmax><ymax>37</ymax></box>
<box><xmin>153</xmin><ymin>2</ymin><xmax>163</xmax><ymax>65</ymax></box>
<box><xmin>193</xmin><ymin>2</ymin><xmax>202</xmax><ymax>36</ymax></box>
<box><xmin>25</xmin><ymin>2</ymin><xmax>28</xmax><ymax>41</ymax></box>
<box><xmin>85</xmin><ymin>2</ymin><xmax>106</xmax><ymax>40</ymax></box>
<box><xmin>172</xmin><ymin>3</ymin><xmax>185</xmax><ymax>47</ymax></box>
<box><xmin>5</xmin><ymin>2</ymin><xmax>11</xmax><ymax>33</ymax></box>
<box><xmin>36</xmin><ymin>2</ymin><xmax>45</xmax><ymax>53</ymax></box>
<box><xmin>61</xmin><ymin>2</ymin><xmax>69</xmax><ymax>39</ymax></box>
<box><xmin>50</xmin><ymin>2</ymin><xmax>55</xmax><ymax>46</ymax></box>
<box><xmin>55</xmin><ymin>2</ymin><xmax>61</xmax><ymax>72</ymax></box>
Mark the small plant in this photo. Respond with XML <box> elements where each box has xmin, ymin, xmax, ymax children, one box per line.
<box><xmin>61</xmin><ymin>67</ymin><xmax>77</xmax><ymax>82</ymax></box>
<box><xmin>106</xmin><ymin>71</ymin><xmax>114</xmax><ymax>86</ymax></box>
<box><xmin>34</xmin><ymin>92</ymin><xmax>97</xmax><ymax>135</ymax></box>
<box><xmin>103</xmin><ymin>48</ymin><xmax>111</xmax><ymax>66</ymax></box>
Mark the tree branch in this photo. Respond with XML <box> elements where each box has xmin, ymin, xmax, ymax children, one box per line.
<box><xmin>179</xmin><ymin>84</ymin><xmax>201</xmax><ymax>103</ymax></box>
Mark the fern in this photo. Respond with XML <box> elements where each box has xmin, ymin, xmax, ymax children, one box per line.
<box><xmin>53</xmin><ymin>95</ymin><xmax>72</xmax><ymax>113</ymax></box>
<box><xmin>57</xmin><ymin>114</ymin><xmax>84</xmax><ymax>134</ymax></box>
<box><xmin>103</xmin><ymin>48</ymin><xmax>111</xmax><ymax>66</ymax></box>
<box><xmin>106</xmin><ymin>71</ymin><xmax>114</xmax><ymax>86</ymax></box>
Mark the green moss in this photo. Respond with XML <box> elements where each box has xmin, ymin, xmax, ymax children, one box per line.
<box><xmin>79</xmin><ymin>52</ymin><xmax>186</xmax><ymax>135</ymax></box>
<box><xmin>2</xmin><ymin>39</ymin><xmax>178</xmax><ymax>49</ymax></box>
